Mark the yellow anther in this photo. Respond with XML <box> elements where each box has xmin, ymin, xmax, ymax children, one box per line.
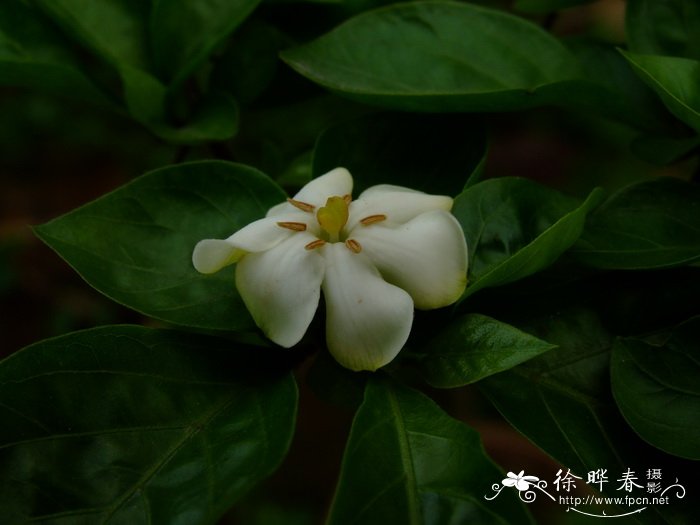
<box><xmin>287</xmin><ymin>198</ymin><xmax>315</xmax><ymax>213</ymax></box>
<box><xmin>345</xmin><ymin>239</ymin><xmax>362</xmax><ymax>253</ymax></box>
<box><xmin>343</xmin><ymin>194</ymin><xmax>352</xmax><ymax>205</ymax></box>
<box><xmin>277</xmin><ymin>221</ymin><xmax>307</xmax><ymax>232</ymax></box>
<box><xmin>305</xmin><ymin>239</ymin><xmax>326</xmax><ymax>251</ymax></box>
<box><xmin>360</xmin><ymin>214</ymin><xmax>387</xmax><ymax>226</ymax></box>
<box><xmin>316</xmin><ymin>196</ymin><xmax>349</xmax><ymax>242</ymax></box>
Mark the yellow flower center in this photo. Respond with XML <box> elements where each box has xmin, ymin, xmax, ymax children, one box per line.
<box><xmin>316</xmin><ymin>196</ymin><xmax>349</xmax><ymax>242</ymax></box>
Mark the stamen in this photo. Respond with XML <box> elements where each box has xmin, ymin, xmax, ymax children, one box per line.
<box><xmin>287</xmin><ymin>198</ymin><xmax>315</xmax><ymax>212</ymax></box>
<box><xmin>343</xmin><ymin>194</ymin><xmax>352</xmax><ymax>205</ymax></box>
<box><xmin>305</xmin><ymin>239</ymin><xmax>326</xmax><ymax>250</ymax></box>
<box><xmin>345</xmin><ymin>239</ymin><xmax>362</xmax><ymax>253</ymax></box>
<box><xmin>277</xmin><ymin>221</ymin><xmax>307</xmax><ymax>231</ymax></box>
<box><xmin>360</xmin><ymin>214</ymin><xmax>387</xmax><ymax>226</ymax></box>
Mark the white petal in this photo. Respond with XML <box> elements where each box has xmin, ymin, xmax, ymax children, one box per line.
<box><xmin>516</xmin><ymin>479</ymin><xmax>531</xmax><ymax>491</ymax></box>
<box><xmin>192</xmin><ymin>239</ymin><xmax>246</xmax><ymax>274</ymax></box>
<box><xmin>351</xmin><ymin>210</ymin><xmax>468</xmax><ymax>309</ymax></box>
<box><xmin>292</xmin><ymin>167</ymin><xmax>353</xmax><ymax>207</ymax></box>
<box><xmin>346</xmin><ymin>187</ymin><xmax>452</xmax><ymax>232</ymax></box>
<box><xmin>321</xmin><ymin>243</ymin><xmax>414</xmax><ymax>372</ymax></box>
<box><xmin>236</xmin><ymin>232</ymin><xmax>325</xmax><ymax>347</ymax></box>
<box><xmin>502</xmin><ymin>478</ymin><xmax>517</xmax><ymax>487</ymax></box>
<box><xmin>192</xmin><ymin>212</ymin><xmax>312</xmax><ymax>274</ymax></box>
<box><xmin>265</xmin><ymin>201</ymin><xmax>293</xmax><ymax>217</ymax></box>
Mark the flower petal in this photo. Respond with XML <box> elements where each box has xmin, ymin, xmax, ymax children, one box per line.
<box><xmin>502</xmin><ymin>478</ymin><xmax>517</xmax><ymax>487</ymax></box>
<box><xmin>351</xmin><ymin>210</ymin><xmax>468</xmax><ymax>309</ymax></box>
<box><xmin>516</xmin><ymin>479</ymin><xmax>531</xmax><ymax>491</ymax></box>
<box><xmin>293</xmin><ymin>167</ymin><xmax>353</xmax><ymax>207</ymax></box>
<box><xmin>321</xmin><ymin>243</ymin><xmax>414</xmax><ymax>371</ymax></box>
<box><xmin>346</xmin><ymin>185</ymin><xmax>452</xmax><ymax>231</ymax></box>
<box><xmin>192</xmin><ymin>212</ymin><xmax>312</xmax><ymax>274</ymax></box>
<box><xmin>236</xmin><ymin>232</ymin><xmax>325</xmax><ymax>347</ymax></box>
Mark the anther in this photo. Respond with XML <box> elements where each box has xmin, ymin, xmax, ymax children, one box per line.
<box><xmin>305</xmin><ymin>239</ymin><xmax>326</xmax><ymax>251</ymax></box>
<box><xmin>287</xmin><ymin>198</ymin><xmax>315</xmax><ymax>212</ymax></box>
<box><xmin>345</xmin><ymin>239</ymin><xmax>362</xmax><ymax>253</ymax></box>
<box><xmin>342</xmin><ymin>194</ymin><xmax>352</xmax><ymax>205</ymax></box>
<box><xmin>277</xmin><ymin>221</ymin><xmax>307</xmax><ymax>231</ymax></box>
<box><xmin>360</xmin><ymin>214</ymin><xmax>387</xmax><ymax>226</ymax></box>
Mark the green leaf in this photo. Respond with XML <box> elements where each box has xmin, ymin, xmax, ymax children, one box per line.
<box><xmin>150</xmin><ymin>0</ymin><xmax>262</xmax><ymax>84</ymax></box>
<box><xmin>405</xmin><ymin>314</ymin><xmax>557</xmax><ymax>388</ymax></box>
<box><xmin>33</xmin><ymin>0</ymin><xmax>152</xmax><ymax>70</ymax></box>
<box><xmin>327</xmin><ymin>377</ymin><xmax>533</xmax><ymax>525</ymax></box>
<box><xmin>572</xmin><ymin>178</ymin><xmax>700</xmax><ymax>269</ymax></box>
<box><xmin>627</xmin><ymin>0</ymin><xmax>700</xmax><ymax>61</ymax></box>
<box><xmin>211</xmin><ymin>18</ymin><xmax>290</xmax><ymax>106</ymax></box>
<box><xmin>312</xmin><ymin>112</ymin><xmax>487</xmax><ymax>196</ymax></box>
<box><xmin>480</xmin><ymin>308</ymin><xmax>693</xmax><ymax>524</ymax></box>
<box><xmin>562</xmin><ymin>38</ymin><xmax>677</xmax><ymax>133</ymax></box>
<box><xmin>281</xmin><ymin>1</ymin><xmax>580</xmax><ymax>112</ymax></box>
<box><xmin>621</xmin><ymin>50</ymin><xmax>700</xmax><ymax>133</ymax></box>
<box><xmin>611</xmin><ymin>317</ymin><xmax>700</xmax><ymax>460</ymax></box>
<box><xmin>630</xmin><ymin>134</ymin><xmax>700</xmax><ymax>165</ymax></box>
<box><xmin>0</xmin><ymin>0</ymin><xmax>113</xmax><ymax>107</ymax></box>
<box><xmin>34</xmin><ymin>161</ymin><xmax>286</xmax><ymax>332</ymax></box>
<box><xmin>515</xmin><ymin>0</ymin><xmax>593</xmax><ymax>13</ymax></box>
<box><xmin>452</xmin><ymin>178</ymin><xmax>604</xmax><ymax>298</ymax></box>
<box><xmin>0</xmin><ymin>326</ymin><xmax>297</xmax><ymax>524</ymax></box>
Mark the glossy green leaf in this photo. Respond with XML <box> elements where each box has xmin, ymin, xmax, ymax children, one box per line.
<box><xmin>515</xmin><ymin>0</ymin><xmax>593</xmax><ymax>13</ymax></box>
<box><xmin>480</xmin><ymin>308</ymin><xmax>692</xmax><ymax>524</ymax></box>
<box><xmin>32</xmin><ymin>0</ymin><xmax>239</xmax><ymax>142</ymax></box>
<box><xmin>33</xmin><ymin>0</ymin><xmax>152</xmax><ymax>70</ymax></box>
<box><xmin>150</xmin><ymin>0</ymin><xmax>261</xmax><ymax>84</ymax></box>
<box><xmin>573</xmin><ymin>178</ymin><xmax>700</xmax><ymax>269</ymax></box>
<box><xmin>611</xmin><ymin>317</ymin><xmax>700</xmax><ymax>460</ymax></box>
<box><xmin>0</xmin><ymin>326</ymin><xmax>297</xmax><ymax>524</ymax></box>
<box><xmin>211</xmin><ymin>18</ymin><xmax>290</xmax><ymax>106</ymax></box>
<box><xmin>312</xmin><ymin>113</ymin><xmax>486</xmax><ymax>195</ymax></box>
<box><xmin>281</xmin><ymin>1</ymin><xmax>580</xmax><ymax>112</ymax></box>
<box><xmin>627</xmin><ymin>0</ymin><xmax>700</xmax><ymax>61</ymax></box>
<box><xmin>452</xmin><ymin>178</ymin><xmax>604</xmax><ymax>298</ymax></box>
<box><xmin>563</xmin><ymin>38</ymin><xmax>677</xmax><ymax>133</ymax></box>
<box><xmin>0</xmin><ymin>0</ymin><xmax>113</xmax><ymax>107</ymax></box>
<box><xmin>34</xmin><ymin>161</ymin><xmax>286</xmax><ymax>332</ymax></box>
<box><xmin>621</xmin><ymin>50</ymin><xmax>700</xmax><ymax>133</ymax></box>
<box><xmin>328</xmin><ymin>377</ymin><xmax>533</xmax><ymax>525</ymax></box>
<box><xmin>630</xmin><ymin>134</ymin><xmax>700</xmax><ymax>165</ymax></box>
<box><xmin>405</xmin><ymin>314</ymin><xmax>557</xmax><ymax>388</ymax></box>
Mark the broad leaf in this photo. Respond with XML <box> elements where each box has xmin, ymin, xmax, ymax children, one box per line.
<box><xmin>328</xmin><ymin>377</ymin><xmax>533</xmax><ymax>525</ymax></box>
<box><xmin>405</xmin><ymin>314</ymin><xmax>556</xmax><ymax>388</ymax></box>
<box><xmin>150</xmin><ymin>0</ymin><xmax>261</xmax><ymax>84</ymax></box>
<box><xmin>515</xmin><ymin>0</ymin><xmax>593</xmax><ymax>13</ymax></box>
<box><xmin>0</xmin><ymin>326</ymin><xmax>297</xmax><ymax>524</ymax></box>
<box><xmin>33</xmin><ymin>0</ymin><xmax>152</xmax><ymax>70</ymax></box>
<box><xmin>480</xmin><ymin>308</ymin><xmax>693</xmax><ymax>525</ymax></box>
<box><xmin>573</xmin><ymin>178</ymin><xmax>700</xmax><ymax>269</ymax></box>
<box><xmin>611</xmin><ymin>317</ymin><xmax>700</xmax><ymax>460</ymax></box>
<box><xmin>621</xmin><ymin>50</ymin><xmax>700</xmax><ymax>133</ymax></box>
<box><xmin>452</xmin><ymin>178</ymin><xmax>603</xmax><ymax>298</ymax></box>
<box><xmin>0</xmin><ymin>0</ymin><xmax>113</xmax><ymax>107</ymax></box>
<box><xmin>281</xmin><ymin>2</ymin><xmax>580</xmax><ymax>112</ymax></box>
<box><xmin>34</xmin><ymin>161</ymin><xmax>286</xmax><ymax>332</ymax></box>
<box><xmin>563</xmin><ymin>38</ymin><xmax>677</xmax><ymax>133</ymax></box>
<box><xmin>312</xmin><ymin>112</ymin><xmax>487</xmax><ymax>195</ymax></box>
<box><xmin>630</xmin><ymin>134</ymin><xmax>700</xmax><ymax>165</ymax></box>
<box><xmin>627</xmin><ymin>0</ymin><xmax>700</xmax><ymax>61</ymax></box>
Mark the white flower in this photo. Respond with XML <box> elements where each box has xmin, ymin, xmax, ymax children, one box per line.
<box><xmin>503</xmin><ymin>471</ymin><xmax>539</xmax><ymax>492</ymax></box>
<box><xmin>192</xmin><ymin>167</ymin><xmax>468</xmax><ymax>371</ymax></box>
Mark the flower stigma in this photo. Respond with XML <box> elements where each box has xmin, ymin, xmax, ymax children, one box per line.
<box><xmin>316</xmin><ymin>195</ymin><xmax>349</xmax><ymax>242</ymax></box>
